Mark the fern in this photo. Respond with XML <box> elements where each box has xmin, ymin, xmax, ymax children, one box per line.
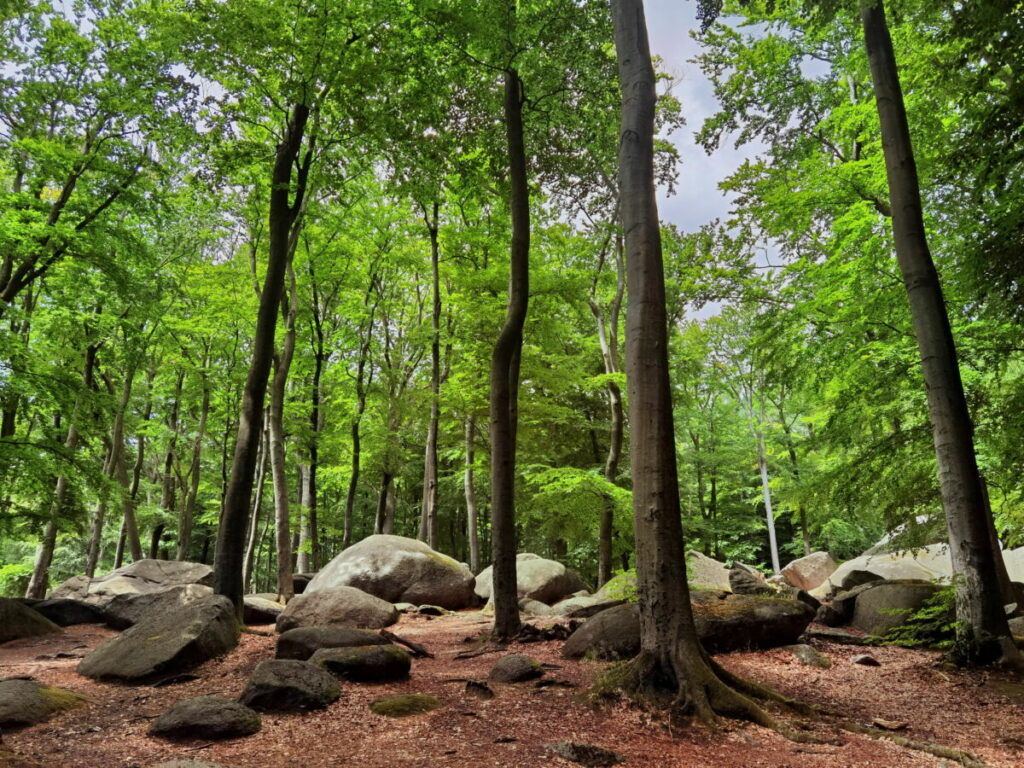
<box><xmin>882</xmin><ymin>584</ymin><xmax>958</xmax><ymax>650</ymax></box>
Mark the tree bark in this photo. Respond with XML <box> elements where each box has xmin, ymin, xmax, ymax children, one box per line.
<box><xmin>464</xmin><ymin>414</ymin><xmax>480</xmax><ymax>573</ymax></box>
<box><xmin>160</xmin><ymin>370</ymin><xmax>183</xmax><ymax>557</ymax></box>
<box><xmin>177</xmin><ymin>372</ymin><xmax>210</xmax><ymax>560</ymax></box>
<box><xmin>214</xmin><ymin>102</ymin><xmax>311</xmax><ymax>617</ymax></box>
<box><xmin>419</xmin><ymin>202</ymin><xmax>442</xmax><ymax>550</ymax></box>
<box><xmin>270</xmin><ymin>264</ymin><xmax>298</xmax><ymax>601</ymax></box>
<box><xmin>862</xmin><ymin>0</ymin><xmax>1017</xmax><ymax>665</ymax></box>
<box><xmin>243</xmin><ymin>418</ymin><xmax>269</xmax><ymax>592</ymax></box>
<box><xmin>488</xmin><ymin>67</ymin><xmax>530</xmax><ymax>640</ymax></box>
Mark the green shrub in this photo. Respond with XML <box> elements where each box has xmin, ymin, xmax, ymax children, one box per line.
<box><xmin>883</xmin><ymin>584</ymin><xmax>957</xmax><ymax>649</ymax></box>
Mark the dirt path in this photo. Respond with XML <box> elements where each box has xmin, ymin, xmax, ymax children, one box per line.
<box><xmin>3</xmin><ymin>613</ymin><xmax>1024</xmax><ymax>767</ymax></box>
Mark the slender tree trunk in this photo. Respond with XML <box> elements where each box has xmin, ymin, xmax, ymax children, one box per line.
<box><xmin>419</xmin><ymin>202</ymin><xmax>441</xmax><ymax>549</ymax></box>
<box><xmin>1</xmin><ymin>288</ymin><xmax>34</xmax><ymax>438</ymax></box>
<box><xmin>489</xmin><ymin>67</ymin><xmax>529</xmax><ymax>640</ymax></box>
<box><xmin>756</xmin><ymin>430</ymin><xmax>781</xmax><ymax>574</ymax></box>
<box><xmin>464</xmin><ymin>414</ymin><xmax>480</xmax><ymax>573</ymax></box>
<box><xmin>296</xmin><ymin>461</ymin><xmax>311</xmax><ymax>574</ymax></box>
<box><xmin>609</xmin><ymin>0</ymin><xmax>780</xmax><ymax>724</ymax></box>
<box><xmin>113</xmin><ymin>517</ymin><xmax>127</xmax><ymax>569</ymax></box>
<box><xmin>160</xmin><ymin>370</ymin><xmax>183</xmax><ymax>555</ymax></box>
<box><xmin>178</xmin><ymin>374</ymin><xmax>210</xmax><ymax>560</ymax></box>
<box><xmin>270</xmin><ymin>266</ymin><xmax>298</xmax><ymax>601</ymax></box>
<box><xmin>374</xmin><ymin>472</ymin><xmax>393</xmax><ymax>536</ymax></box>
<box><xmin>862</xmin><ymin>0</ymin><xmax>1017</xmax><ymax>665</ymax></box>
<box><xmin>214</xmin><ymin>102</ymin><xmax>311</xmax><ymax>617</ymax></box>
<box><xmin>243</xmin><ymin>421</ymin><xmax>269</xmax><ymax>592</ymax></box>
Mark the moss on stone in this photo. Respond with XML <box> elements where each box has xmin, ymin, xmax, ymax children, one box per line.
<box><xmin>38</xmin><ymin>686</ymin><xmax>86</xmax><ymax>713</ymax></box>
<box><xmin>369</xmin><ymin>694</ymin><xmax>440</xmax><ymax>717</ymax></box>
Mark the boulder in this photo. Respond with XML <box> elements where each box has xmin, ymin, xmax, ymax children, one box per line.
<box><xmin>813</xmin><ymin>544</ymin><xmax>951</xmax><ymax>597</ymax></box>
<box><xmin>518</xmin><ymin>598</ymin><xmax>554</xmax><ymax>616</ymax></box>
<box><xmin>243</xmin><ymin>595</ymin><xmax>283</xmax><ymax>625</ymax></box>
<box><xmin>686</xmin><ymin>550</ymin><xmax>732</xmax><ymax>591</ymax></box>
<box><xmin>781</xmin><ymin>551</ymin><xmax>837</xmax><ymax>592</ymax></box>
<box><xmin>1009</xmin><ymin>616</ymin><xmax>1024</xmax><ymax>637</ymax></box>
<box><xmin>78</xmin><ymin>595</ymin><xmax>238</xmax><ymax>683</ymax></box>
<box><xmin>306</xmin><ymin>534</ymin><xmax>475</xmax><ymax>610</ymax></box>
<box><xmin>563</xmin><ymin>594</ymin><xmax>815</xmax><ymax>659</ymax></box>
<box><xmin>0</xmin><ymin>598</ymin><xmax>61</xmax><ymax>644</ymax></box>
<box><xmin>276</xmin><ymin>626</ymin><xmax>390</xmax><ymax>660</ymax></box>
<box><xmin>239</xmin><ymin>659</ymin><xmax>340</xmax><ymax>712</ymax></box>
<box><xmin>103</xmin><ymin>584</ymin><xmax>214</xmax><ymax>630</ymax></box>
<box><xmin>562</xmin><ymin>603</ymin><xmax>640</xmax><ymax>660</ymax></box>
<box><xmin>839</xmin><ymin>570</ymin><xmax>884</xmax><ymax>591</ymax></box>
<box><xmin>311</xmin><ymin>644</ymin><xmax>411</xmax><ymax>682</ymax></box>
<box><xmin>50</xmin><ymin>559</ymin><xmax>213</xmax><ymax>606</ymax></box>
<box><xmin>691</xmin><ymin>592</ymin><xmax>815</xmax><ymax>654</ymax></box>
<box><xmin>489</xmin><ymin>654</ymin><xmax>544</xmax><ymax>683</ymax></box>
<box><xmin>474</xmin><ymin>553</ymin><xmax>589</xmax><ymax>605</ymax></box>
<box><xmin>0</xmin><ymin>679</ymin><xmax>85</xmax><ymax>728</ymax></box>
<box><xmin>29</xmin><ymin>598</ymin><xmax>106</xmax><ymax>627</ymax></box>
<box><xmin>729</xmin><ymin>567</ymin><xmax>772</xmax><ymax>596</ymax></box>
<box><xmin>149</xmin><ymin>696</ymin><xmax>261</xmax><ymax>740</ymax></box>
<box><xmin>549</xmin><ymin>595</ymin><xmax>625</xmax><ymax>619</ymax></box>
<box><xmin>815</xmin><ymin>582</ymin><xmax>878</xmax><ymax>627</ymax></box>
<box><xmin>293</xmin><ymin>573</ymin><xmax>313</xmax><ymax>594</ymax></box>
<box><xmin>275</xmin><ymin>586</ymin><xmax>398</xmax><ymax>633</ymax></box>
<box><xmin>782</xmin><ymin>644</ymin><xmax>830</xmax><ymax>668</ymax></box>
<box><xmin>594</xmin><ymin>571</ymin><xmax>636</xmax><ymax>601</ymax></box>
<box><xmin>417</xmin><ymin>604</ymin><xmax>447</xmax><ymax>616</ymax></box>
<box><xmin>850</xmin><ymin>580</ymin><xmax>942</xmax><ymax>636</ymax></box>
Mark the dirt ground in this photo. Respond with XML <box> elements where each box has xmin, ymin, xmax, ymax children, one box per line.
<box><xmin>3</xmin><ymin>612</ymin><xmax>1024</xmax><ymax>768</ymax></box>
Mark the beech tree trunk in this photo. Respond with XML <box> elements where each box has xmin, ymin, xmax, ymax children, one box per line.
<box><xmin>214</xmin><ymin>102</ymin><xmax>311</xmax><ymax>616</ymax></box>
<box><xmin>270</xmin><ymin>264</ymin><xmax>298</xmax><ymax>601</ymax></box>
<box><xmin>465</xmin><ymin>414</ymin><xmax>480</xmax><ymax>573</ymax></box>
<box><xmin>419</xmin><ymin>202</ymin><xmax>441</xmax><ymax>549</ymax></box>
<box><xmin>177</xmin><ymin>373</ymin><xmax>210</xmax><ymax>560</ymax></box>
<box><xmin>489</xmin><ymin>67</ymin><xmax>529</xmax><ymax>640</ymax></box>
<box><xmin>243</xmin><ymin>419</ymin><xmax>269</xmax><ymax>592</ymax></box>
<box><xmin>862</xmin><ymin>0</ymin><xmax>1017</xmax><ymax>665</ymax></box>
<box><xmin>160</xmin><ymin>370</ymin><xmax>183</xmax><ymax>555</ymax></box>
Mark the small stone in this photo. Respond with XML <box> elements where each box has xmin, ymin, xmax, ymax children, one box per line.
<box><xmin>369</xmin><ymin>693</ymin><xmax>441</xmax><ymax>717</ymax></box>
<box><xmin>417</xmin><ymin>604</ymin><xmax>447</xmax><ymax>616</ymax></box>
<box><xmin>465</xmin><ymin>680</ymin><xmax>495</xmax><ymax>700</ymax></box>
<box><xmin>489</xmin><ymin>654</ymin><xmax>544</xmax><ymax>683</ymax></box>
<box><xmin>240</xmin><ymin>659</ymin><xmax>341</xmax><ymax>712</ymax></box>
<box><xmin>546</xmin><ymin>741</ymin><xmax>624</xmax><ymax>767</ymax></box>
<box><xmin>781</xmin><ymin>644</ymin><xmax>831</xmax><ymax>668</ymax></box>
<box><xmin>149</xmin><ymin>696</ymin><xmax>261</xmax><ymax>740</ymax></box>
<box><xmin>852</xmin><ymin>653</ymin><xmax>881</xmax><ymax>667</ymax></box>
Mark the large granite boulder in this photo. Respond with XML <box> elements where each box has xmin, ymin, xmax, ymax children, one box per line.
<box><xmin>594</xmin><ymin>571</ymin><xmax>637</xmax><ymax>601</ymax></box>
<box><xmin>103</xmin><ymin>584</ymin><xmax>214</xmax><ymax>629</ymax></box>
<box><xmin>812</xmin><ymin>546</ymin><xmax>948</xmax><ymax>597</ymax></box>
<box><xmin>311</xmin><ymin>644</ymin><xmax>411</xmax><ymax>682</ymax></box>
<box><xmin>149</xmin><ymin>696</ymin><xmax>261</xmax><ymax>740</ymax></box>
<box><xmin>78</xmin><ymin>595</ymin><xmax>238</xmax><ymax>682</ymax></box>
<box><xmin>243</xmin><ymin>595</ymin><xmax>284</xmax><ymax>625</ymax></box>
<box><xmin>474</xmin><ymin>554</ymin><xmax>589</xmax><ymax>605</ymax></box>
<box><xmin>850</xmin><ymin>580</ymin><xmax>942</xmax><ymax>635</ymax></box>
<box><xmin>0</xmin><ymin>598</ymin><xmax>61</xmax><ymax>644</ymax></box>
<box><xmin>275</xmin><ymin>586</ymin><xmax>398</xmax><ymax>633</ymax></box>
<box><xmin>49</xmin><ymin>559</ymin><xmax>214</xmax><ymax>606</ymax></box>
<box><xmin>729</xmin><ymin>566</ymin><xmax>772</xmax><ymax>596</ymax></box>
<box><xmin>686</xmin><ymin>550</ymin><xmax>733</xmax><ymax>591</ymax></box>
<box><xmin>276</xmin><ymin>626</ymin><xmax>390</xmax><ymax>660</ymax></box>
<box><xmin>549</xmin><ymin>595</ymin><xmax>625</xmax><ymax>619</ymax></box>
<box><xmin>306</xmin><ymin>535</ymin><xmax>475</xmax><ymax>610</ymax></box>
<box><xmin>0</xmin><ymin>679</ymin><xmax>85</xmax><ymax>728</ymax></box>
<box><xmin>563</xmin><ymin>593</ymin><xmax>815</xmax><ymax>659</ymax></box>
<box><xmin>240</xmin><ymin>659</ymin><xmax>340</xmax><ymax>712</ymax></box>
<box><xmin>781</xmin><ymin>551</ymin><xmax>837</xmax><ymax>592</ymax></box>
<box><xmin>28</xmin><ymin>598</ymin><xmax>106</xmax><ymax>627</ymax></box>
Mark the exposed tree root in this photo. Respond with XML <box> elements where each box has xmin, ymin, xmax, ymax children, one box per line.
<box><xmin>838</xmin><ymin>721</ymin><xmax>986</xmax><ymax>768</ymax></box>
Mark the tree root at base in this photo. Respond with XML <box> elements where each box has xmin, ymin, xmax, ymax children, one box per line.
<box><xmin>837</xmin><ymin>721</ymin><xmax>986</xmax><ymax>768</ymax></box>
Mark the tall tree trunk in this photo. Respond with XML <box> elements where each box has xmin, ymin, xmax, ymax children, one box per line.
<box><xmin>755</xmin><ymin>429</ymin><xmax>781</xmax><ymax>574</ymax></box>
<box><xmin>862</xmin><ymin>0</ymin><xmax>1018</xmax><ymax>666</ymax></box>
<box><xmin>178</xmin><ymin>373</ymin><xmax>210</xmax><ymax>560</ymax></box>
<box><xmin>296</xmin><ymin>461</ymin><xmax>311</xmax><ymax>574</ymax></box>
<box><xmin>243</xmin><ymin>420</ymin><xmax>269</xmax><ymax>592</ymax></box>
<box><xmin>419</xmin><ymin>202</ymin><xmax>441</xmax><ymax>549</ymax></box>
<box><xmin>464</xmin><ymin>414</ymin><xmax>480</xmax><ymax>573</ymax></box>
<box><xmin>1</xmin><ymin>287</ymin><xmax>34</xmax><ymax>438</ymax></box>
<box><xmin>489</xmin><ymin>67</ymin><xmax>529</xmax><ymax>640</ymax></box>
<box><xmin>779</xmin><ymin>412</ymin><xmax>811</xmax><ymax>557</ymax></box>
<box><xmin>160</xmin><ymin>370</ymin><xmax>184</xmax><ymax>556</ymax></box>
<box><xmin>374</xmin><ymin>472</ymin><xmax>393</xmax><ymax>536</ymax></box>
<box><xmin>214</xmin><ymin>102</ymin><xmax>311</xmax><ymax>617</ymax></box>
<box><xmin>270</xmin><ymin>265</ymin><xmax>298</xmax><ymax>601</ymax></box>
<box><xmin>609</xmin><ymin>0</ymin><xmax>780</xmax><ymax>724</ymax></box>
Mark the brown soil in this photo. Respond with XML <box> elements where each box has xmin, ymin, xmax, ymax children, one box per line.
<box><xmin>3</xmin><ymin>613</ymin><xmax>1023</xmax><ymax>768</ymax></box>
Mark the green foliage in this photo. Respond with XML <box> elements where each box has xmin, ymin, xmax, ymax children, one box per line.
<box><xmin>882</xmin><ymin>585</ymin><xmax>958</xmax><ymax>650</ymax></box>
<box><xmin>0</xmin><ymin>561</ymin><xmax>33</xmax><ymax>597</ymax></box>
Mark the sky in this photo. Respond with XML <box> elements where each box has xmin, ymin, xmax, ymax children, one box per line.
<box><xmin>643</xmin><ymin>0</ymin><xmax>763</xmax><ymax>234</ymax></box>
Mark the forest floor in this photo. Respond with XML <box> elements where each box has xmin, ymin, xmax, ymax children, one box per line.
<box><xmin>3</xmin><ymin>612</ymin><xmax>1024</xmax><ymax>768</ymax></box>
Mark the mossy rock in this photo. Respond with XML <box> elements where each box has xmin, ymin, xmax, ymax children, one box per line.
<box><xmin>369</xmin><ymin>693</ymin><xmax>440</xmax><ymax>717</ymax></box>
<box><xmin>0</xmin><ymin>680</ymin><xmax>86</xmax><ymax>728</ymax></box>
<box><xmin>311</xmin><ymin>643</ymin><xmax>411</xmax><ymax>682</ymax></box>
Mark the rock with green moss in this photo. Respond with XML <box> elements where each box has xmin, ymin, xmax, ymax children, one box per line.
<box><xmin>275</xmin><ymin>587</ymin><xmax>399</xmax><ymax>632</ymax></box>
<box><xmin>475</xmin><ymin>554</ymin><xmax>589</xmax><ymax>606</ymax></box>
<box><xmin>311</xmin><ymin>644</ymin><xmax>411</xmax><ymax>682</ymax></box>
<box><xmin>150</xmin><ymin>696</ymin><xmax>261</xmax><ymax>740</ymax></box>
<box><xmin>369</xmin><ymin>693</ymin><xmax>440</xmax><ymax>717</ymax></box>
<box><xmin>0</xmin><ymin>599</ymin><xmax>62</xmax><ymax>644</ymax></box>
<box><xmin>489</xmin><ymin>654</ymin><xmax>544</xmax><ymax>683</ymax></box>
<box><xmin>275</xmin><ymin>626</ymin><xmax>389</xmax><ymax>660</ymax></box>
<box><xmin>306</xmin><ymin>535</ymin><xmax>475</xmax><ymax>610</ymax></box>
<box><xmin>240</xmin><ymin>659</ymin><xmax>341</xmax><ymax>712</ymax></box>
<box><xmin>77</xmin><ymin>595</ymin><xmax>238</xmax><ymax>683</ymax></box>
<box><xmin>781</xmin><ymin>644</ymin><xmax>831</xmax><ymax>668</ymax></box>
<box><xmin>0</xmin><ymin>679</ymin><xmax>85</xmax><ymax>728</ymax></box>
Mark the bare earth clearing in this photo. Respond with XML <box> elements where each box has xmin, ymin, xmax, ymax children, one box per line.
<box><xmin>3</xmin><ymin>612</ymin><xmax>1024</xmax><ymax>768</ymax></box>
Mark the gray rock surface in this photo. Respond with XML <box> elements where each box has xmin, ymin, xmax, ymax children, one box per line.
<box><xmin>729</xmin><ymin>567</ymin><xmax>772</xmax><ymax>596</ymax></box>
<box><xmin>306</xmin><ymin>534</ymin><xmax>475</xmax><ymax>610</ymax></box>
<box><xmin>149</xmin><ymin>696</ymin><xmax>260</xmax><ymax>740</ymax></box>
<box><xmin>29</xmin><ymin>598</ymin><xmax>106</xmax><ymax>627</ymax></box>
<box><xmin>50</xmin><ymin>559</ymin><xmax>213</xmax><ymax>606</ymax></box>
<box><xmin>78</xmin><ymin>595</ymin><xmax>238</xmax><ymax>682</ymax></box>
<box><xmin>782</xmin><ymin>644</ymin><xmax>831</xmax><ymax>668</ymax></box>
<box><xmin>474</xmin><ymin>553</ymin><xmax>589</xmax><ymax>605</ymax></box>
<box><xmin>781</xmin><ymin>551</ymin><xmax>837</xmax><ymax>592</ymax></box>
<box><xmin>849</xmin><ymin>580</ymin><xmax>942</xmax><ymax>635</ymax></box>
<box><xmin>562</xmin><ymin>603</ymin><xmax>640</xmax><ymax>660</ymax></box>
<box><xmin>311</xmin><ymin>644</ymin><xmax>411</xmax><ymax>682</ymax></box>
<box><xmin>0</xmin><ymin>679</ymin><xmax>85</xmax><ymax>728</ymax></box>
<box><xmin>0</xmin><ymin>598</ymin><xmax>61</xmax><ymax>644</ymax></box>
<box><xmin>549</xmin><ymin>595</ymin><xmax>625</xmax><ymax>619</ymax></box>
<box><xmin>243</xmin><ymin>595</ymin><xmax>283</xmax><ymax>625</ymax></box>
<box><xmin>489</xmin><ymin>654</ymin><xmax>544</xmax><ymax>683</ymax></box>
<box><xmin>103</xmin><ymin>584</ymin><xmax>214</xmax><ymax>629</ymax></box>
<box><xmin>518</xmin><ymin>598</ymin><xmax>554</xmax><ymax>616</ymax></box>
<box><xmin>276</xmin><ymin>626</ymin><xmax>390</xmax><ymax>660</ymax></box>
<box><xmin>239</xmin><ymin>659</ymin><xmax>341</xmax><ymax>711</ymax></box>
<box><xmin>275</xmin><ymin>586</ymin><xmax>398</xmax><ymax>633</ymax></box>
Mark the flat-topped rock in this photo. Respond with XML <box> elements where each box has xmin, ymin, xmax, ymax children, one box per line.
<box><xmin>240</xmin><ymin>659</ymin><xmax>340</xmax><ymax>712</ymax></box>
<box><xmin>103</xmin><ymin>584</ymin><xmax>213</xmax><ymax>629</ymax></box>
<box><xmin>311</xmin><ymin>644</ymin><xmax>411</xmax><ymax>682</ymax></box>
<box><xmin>276</xmin><ymin>626</ymin><xmax>390</xmax><ymax>660</ymax></box>
<box><xmin>276</xmin><ymin>586</ymin><xmax>398</xmax><ymax>632</ymax></box>
<box><xmin>149</xmin><ymin>696</ymin><xmax>260</xmax><ymax>740</ymax></box>
<box><xmin>50</xmin><ymin>559</ymin><xmax>214</xmax><ymax>607</ymax></box>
